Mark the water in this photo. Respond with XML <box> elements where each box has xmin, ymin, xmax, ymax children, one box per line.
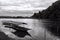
<box><xmin>0</xmin><ymin>19</ymin><xmax>60</xmax><ymax>40</ymax></box>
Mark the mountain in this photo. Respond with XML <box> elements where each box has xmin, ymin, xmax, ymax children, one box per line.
<box><xmin>41</xmin><ymin>0</ymin><xmax>60</xmax><ymax>19</ymax></box>
<box><xmin>31</xmin><ymin>0</ymin><xmax>60</xmax><ymax>19</ymax></box>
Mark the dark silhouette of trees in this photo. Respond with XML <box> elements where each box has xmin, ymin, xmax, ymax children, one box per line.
<box><xmin>0</xmin><ymin>16</ymin><xmax>29</xmax><ymax>18</ymax></box>
<box><xmin>31</xmin><ymin>1</ymin><xmax>60</xmax><ymax>38</ymax></box>
<box><xmin>31</xmin><ymin>11</ymin><xmax>42</xmax><ymax>19</ymax></box>
<box><xmin>42</xmin><ymin>0</ymin><xmax>60</xmax><ymax>38</ymax></box>
<box><xmin>31</xmin><ymin>0</ymin><xmax>60</xmax><ymax>19</ymax></box>
<box><xmin>41</xmin><ymin>0</ymin><xmax>60</xmax><ymax>19</ymax></box>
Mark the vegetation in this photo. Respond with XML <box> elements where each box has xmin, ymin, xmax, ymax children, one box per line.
<box><xmin>31</xmin><ymin>0</ymin><xmax>60</xmax><ymax>20</ymax></box>
<box><xmin>31</xmin><ymin>0</ymin><xmax>60</xmax><ymax>38</ymax></box>
<box><xmin>31</xmin><ymin>11</ymin><xmax>42</xmax><ymax>19</ymax></box>
<box><xmin>0</xmin><ymin>16</ymin><xmax>30</xmax><ymax>18</ymax></box>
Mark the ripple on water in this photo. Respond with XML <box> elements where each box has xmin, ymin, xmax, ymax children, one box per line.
<box><xmin>0</xmin><ymin>19</ymin><xmax>60</xmax><ymax>40</ymax></box>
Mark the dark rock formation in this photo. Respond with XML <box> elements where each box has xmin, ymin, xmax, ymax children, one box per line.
<box><xmin>5</xmin><ymin>25</ymin><xmax>31</xmax><ymax>38</ymax></box>
<box><xmin>0</xmin><ymin>31</ymin><xmax>14</xmax><ymax>40</ymax></box>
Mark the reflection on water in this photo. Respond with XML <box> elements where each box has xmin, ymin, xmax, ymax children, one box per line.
<box><xmin>0</xmin><ymin>19</ymin><xmax>60</xmax><ymax>40</ymax></box>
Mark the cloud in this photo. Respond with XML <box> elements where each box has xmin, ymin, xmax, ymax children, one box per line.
<box><xmin>0</xmin><ymin>0</ymin><xmax>57</xmax><ymax>11</ymax></box>
<box><xmin>0</xmin><ymin>6</ymin><xmax>46</xmax><ymax>11</ymax></box>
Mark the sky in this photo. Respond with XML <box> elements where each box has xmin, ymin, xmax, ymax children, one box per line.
<box><xmin>0</xmin><ymin>0</ymin><xmax>57</xmax><ymax>11</ymax></box>
<box><xmin>0</xmin><ymin>0</ymin><xmax>57</xmax><ymax>16</ymax></box>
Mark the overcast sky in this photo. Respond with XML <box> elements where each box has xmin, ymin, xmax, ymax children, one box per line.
<box><xmin>0</xmin><ymin>0</ymin><xmax>57</xmax><ymax>11</ymax></box>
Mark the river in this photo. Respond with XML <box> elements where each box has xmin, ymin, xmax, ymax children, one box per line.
<box><xmin>0</xmin><ymin>19</ymin><xmax>60</xmax><ymax>40</ymax></box>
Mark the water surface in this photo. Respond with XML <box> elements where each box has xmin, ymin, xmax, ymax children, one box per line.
<box><xmin>0</xmin><ymin>19</ymin><xmax>59</xmax><ymax>40</ymax></box>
